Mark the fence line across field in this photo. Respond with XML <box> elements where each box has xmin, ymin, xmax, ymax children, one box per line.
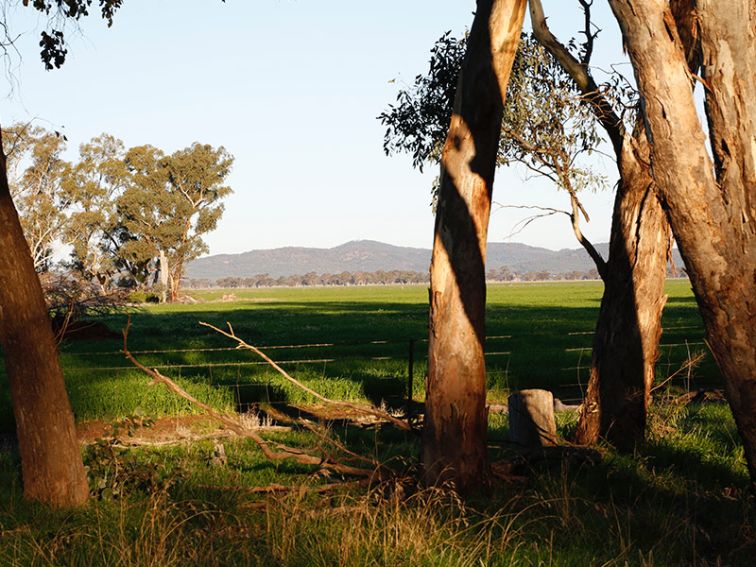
<box><xmin>567</xmin><ymin>325</ymin><xmax>703</xmax><ymax>337</ymax></box>
<box><xmin>66</xmin><ymin>350</ymin><xmax>513</xmax><ymax>373</ymax></box>
<box><xmin>62</xmin><ymin>327</ymin><xmax>708</xmax><ymax>417</ymax></box>
<box><xmin>62</xmin><ymin>334</ymin><xmax>514</xmax><ymax>358</ymax></box>
<box><xmin>565</xmin><ymin>341</ymin><xmax>707</xmax><ymax>353</ymax></box>
<box><xmin>65</xmin><ymin>358</ymin><xmax>339</xmax><ymax>372</ymax></box>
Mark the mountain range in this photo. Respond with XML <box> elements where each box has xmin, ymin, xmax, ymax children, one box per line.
<box><xmin>186</xmin><ymin>240</ymin><xmax>684</xmax><ymax>280</ymax></box>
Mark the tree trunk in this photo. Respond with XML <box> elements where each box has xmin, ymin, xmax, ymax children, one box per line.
<box><xmin>609</xmin><ymin>0</ymin><xmax>756</xmax><ymax>486</ymax></box>
<box><xmin>169</xmin><ymin>265</ymin><xmax>182</xmax><ymax>303</ymax></box>
<box><xmin>423</xmin><ymin>0</ymin><xmax>526</xmax><ymax>492</ymax></box>
<box><xmin>159</xmin><ymin>249</ymin><xmax>170</xmax><ymax>303</ymax></box>
<box><xmin>0</xmin><ymin>132</ymin><xmax>88</xmax><ymax>507</ymax></box>
<box><xmin>575</xmin><ymin>134</ymin><xmax>669</xmax><ymax>448</ymax></box>
<box><xmin>508</xmin><ymin>389</ymin><xmax>557</xmax><ymax>448</ymax></box>
<box><xmin>529</xmin><ymin>0</ymin><xmax>671</xmax><ymax>449</ymax></box>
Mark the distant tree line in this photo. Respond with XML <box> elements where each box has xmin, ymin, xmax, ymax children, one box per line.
<box><xmin>2</xmin><ymin>124</ymin><xmax>233</xmax><ymax>302</ymax></box>
<box><xmin>183</xmin><ymin>265</ymin><xmax>686</xmax><ymax>289</ymax></box>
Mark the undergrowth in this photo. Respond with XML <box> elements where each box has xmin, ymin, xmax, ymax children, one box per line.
<box><xmin>1</xmin><ymin>402</ymin><xmax>754</xmax><ymax>566</ymax></box>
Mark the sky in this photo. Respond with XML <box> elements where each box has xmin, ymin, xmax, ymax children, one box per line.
<box><xmin>1</xmin><ymin>0</ymin><xmax>630</xmax><ymax>256</ymax></box>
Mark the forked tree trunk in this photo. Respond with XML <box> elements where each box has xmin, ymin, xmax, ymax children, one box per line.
<box><xmin>423</xmin><ymin>0</ymin><xmax>526</xmax><ymax>492</ymax></box>
<box><xmin>159</xmin><ymin>249</ymin><xmax>169</xmax><ymax>303</ymax></box>
<box><xmin>0</xmin><ymin>133</ymin><xmax>88</xmax><ymax>507</ymax></box>
<box><xmin>529</xmin><ymin>0</ymin><xmax>670</xmax><ymax>449</ymax></box>
<box><xmin>575</xmin><ymin>134</ymin><xmax>669</xmax><ymax>448</ymax></box>
<box><xmin>609</xmin><ymin>0</ymin><xmax>756</xmax><ymax>485</ymax></box>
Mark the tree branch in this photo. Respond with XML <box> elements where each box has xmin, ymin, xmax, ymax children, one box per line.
<box><xmin>528</xmin><ymin>0</ymin><xmax>624</xmax><ymax>155</ymax></box>
<box><xmin>566</xmin><ymin>189</ymin><xmax>607</xmax><ymax>279</ymax></box>
<box><xmin>199</xmin><ymin>321</ymin><xmax>413</xmax><ymax>432</ymax></box>
<box><xmin>122</xmin><ymin>317</ymin><xmax>379</xmax><ymax>477</ymax></box>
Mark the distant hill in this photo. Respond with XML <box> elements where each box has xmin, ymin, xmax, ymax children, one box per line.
<box><xmin>186</xmin><ymin>239</ymin><xmax>683</xmax><ymax>279</ymax></box>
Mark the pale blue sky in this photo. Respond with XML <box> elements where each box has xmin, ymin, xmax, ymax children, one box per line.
<box><xmin>2</xmin><ymin>0</ymin><xmax>628</xmax><ymax>255</ymax></box>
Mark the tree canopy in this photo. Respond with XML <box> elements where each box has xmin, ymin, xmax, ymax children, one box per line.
<box><xmin>380</xmin><ymin>33</ymin><xmax>607</xmax><ymax>199</ymax></box>
<box><xmin>2</xmin><ymin>125</ymin><xmax>233</xmax><ymax>301</ymax></box>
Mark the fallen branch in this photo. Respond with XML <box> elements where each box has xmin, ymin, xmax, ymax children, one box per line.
<box><xmin>199</xmin><ymin>321</ymin><xmax>413</xmax><ymax>432</ymax></box>
<box><xmin>88</xmin><ymin>428</ymin><xmax>290</xmax><ymax>449</ymax></box>
<box><xmin>122</xmin><ymin>317</ymin><xmax>376</xmax><ymax>478</ymax></box>
<box><xmin>203</xmin><ymin>478</ymin><xmax>370</xmax><ymax>496</ymax></box>
<box><xmin>299</xmin><ymin>418</ymin><xmax>384</xmax><ymax>470</ymax></box>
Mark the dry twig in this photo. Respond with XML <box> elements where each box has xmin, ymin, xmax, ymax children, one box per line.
<box><xmin>651</xmin><ymin>351</ymin><xmax>706</xmax><ymax>393</ymax></box>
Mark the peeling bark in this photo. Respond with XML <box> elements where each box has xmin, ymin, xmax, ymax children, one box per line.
<box><xmin>609</xmin><ymin>0</ymin><xmax>756</xmax><ymax>485</ymax></box>
<box><xmin>575</xmin><ymin>132</ymin><xmax>669</xmax><ymax>448</ymax></box>
<box><xmin>0</xmin><ymin>129</ymin><xmax>88</xmax><ymax>507</ymax></box>
<box><xmin>423</xmin><ymin>0</ymin><xmax>526</xmax><ymax>492</ymax></box>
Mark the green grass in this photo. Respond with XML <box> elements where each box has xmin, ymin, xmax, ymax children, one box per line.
<box><xmin>0</xmin><ymin>279</ymin><xmax>715</xmax><ymax>433</ymax></box>
<box><xmin>2</xmin><ymin>279</ymin><xmax>748</xmax><ymax>566</ymax></box>
<box><xmin>0</xmin><ymin>402</ymin><xmax>752</xmax><ymax>565</ymax></box>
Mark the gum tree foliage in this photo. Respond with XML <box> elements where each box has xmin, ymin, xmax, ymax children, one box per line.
<box><xmin>379</xmin><ymin>33</ymin><xmax>607</xmax><ymax>206</ymax></box>
<box><xmin>2</xmin><ymin>125</ymin><xmax>234</xmax><ymax>299</ymax></box>
<box><xmin>118</xmin><ymin>142</ymin><xmax>233</xmax><ymax>301</ymax></box>
<box><xmin>21</xmin><ymin>0</ymin><xmax>225</xmax><ymax>70</ymax></box>
<box><xmin>62</xmin><ymin>133</ymin><xmax>132</xmax><ymax>290</ymax></box>
<box><xmin>22</xmin><ymin>0</ymin><xmax>125</xmax><ymax>69</ymax></box>
<box><xmin>1</xmin><ymin>124</ymin><xmax>72</xmax><ymax>271</ymax></box>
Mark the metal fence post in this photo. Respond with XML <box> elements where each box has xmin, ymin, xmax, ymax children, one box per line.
<box><xmin>406</xmin><ymin>339</ymin><xmax>415</xmax><ymax>420</ymax></box>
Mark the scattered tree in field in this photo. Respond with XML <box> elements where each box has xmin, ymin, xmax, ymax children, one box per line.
<box><xmin>609</xmin><ymin>0</ymin><xmax>756</xmax><ymax>487</ymax></box>
<box><xmin>119</xmin><ymin>143</ymin><xmax>233</xmax><ymax>302</ymax></box>
<box><xmin>63</xmin><ymin>133</ymin><xmax>131</xmax><ymax>291</ymax></box>
<box><xmin>161</xmin><ymin>143</ymin><xmax>233</xmax><ymax>301</ymax></box>
<box><xmin>3</xmin><ymin>125</ymin><xmax>71</xmax><ymax>271</ymax></box>
<box><xmin>1</xmin><ymin>126</ymin><xmax>233</xmax><ymax>301</ymax></box>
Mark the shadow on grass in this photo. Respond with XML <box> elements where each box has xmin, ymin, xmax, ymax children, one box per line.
<box><xmin>0</xmin><ymin>283</ymin><xmax>716</xmax><ymax>436</ymax></box>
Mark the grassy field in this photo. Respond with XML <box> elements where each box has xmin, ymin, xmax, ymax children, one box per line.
<box><xmin>0</xmin><ymin>279</ymin><xmax>718</xmax><ymax>433</ymax></box>
<box><xmin>1</xmin><ymin>280</ymin><xmax>752</xmax><ymax>566</ymax></box>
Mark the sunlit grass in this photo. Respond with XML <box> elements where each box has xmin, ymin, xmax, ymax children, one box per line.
<box><xmin>0</xmin><ymin>280</ymin><xmax>710</xmax><ymax>432</ymax></box>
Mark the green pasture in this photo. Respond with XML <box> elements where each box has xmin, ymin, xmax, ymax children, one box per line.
<box><xmin>0</xmin><ymin>402</ymin><xmax>752</xmax><ymax>565</ymax></box>
<box><xmin>2</xmin><ymin>280</ymin><xmax>754</xmax><ymax>566</ymax></box>
<box><xmin>0</xmin><ymin>280</ymin><xmax>716</xmax><ymax>433</ymax></box>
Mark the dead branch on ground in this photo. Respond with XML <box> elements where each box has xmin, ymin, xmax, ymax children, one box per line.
<box><xmin>199</xmin><ymin>320</ymin><xmax>413</xmax><ymax>432</ymax></box>
<box><xmin>122</xmin><ymin>317</ymin><xmax>383</xmax><ymax>478</ymax></box>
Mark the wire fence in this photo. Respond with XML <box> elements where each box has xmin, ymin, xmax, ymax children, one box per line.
<box><xmin>60</xmin><ymin>323</ymin><xmax>713</xmax><ymax>411</ymax></box>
